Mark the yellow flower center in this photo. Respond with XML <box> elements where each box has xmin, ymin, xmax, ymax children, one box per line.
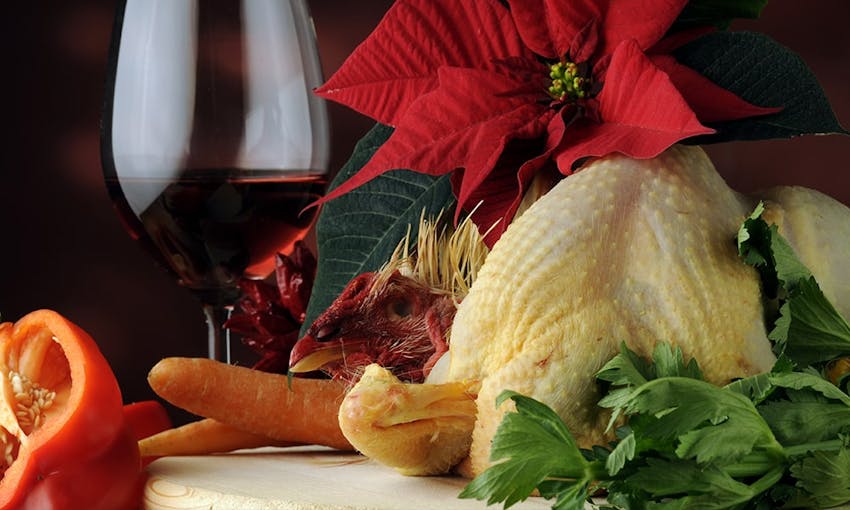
<box><xmin>548</xmin><ymin>60</ymin><xmax>589</xmax><ymax>102</ymax></box>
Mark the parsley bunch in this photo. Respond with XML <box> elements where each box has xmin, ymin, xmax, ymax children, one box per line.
<box><xmin>460</xmin><ymin>205</ymin><xmax>850</xmax><ymax>509</ymax></box>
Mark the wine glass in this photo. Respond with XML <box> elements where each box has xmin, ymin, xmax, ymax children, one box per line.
<box><xmin>100</xmin><ymin>0</ymin><xmax>330</xmax><ymax>363</ymax></box>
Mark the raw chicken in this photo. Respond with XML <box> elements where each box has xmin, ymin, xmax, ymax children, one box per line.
<box><xmin>288</xmin><ymin>270</ymin><xmax>457</xmax><ymax>383</ymax></box>
<box><xmin>288</xmin><ymin>214</ymin><xmax>488</xmax><ymax>384</ymax></box>
<box><xmin>336</xmin><ymin>144</ymin><xmax>850</xmax><ymax>477</ymax></box>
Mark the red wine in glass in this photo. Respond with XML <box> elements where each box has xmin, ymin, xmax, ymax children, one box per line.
<box><xmin>101</xmin><ymin>0</ymin><xmax>330</xmax><ymax>362</ymax></box>
<box><xmin>103</xmin><ymin>174</ymin><xmax>326</xmax><ymax>301</ymax></box>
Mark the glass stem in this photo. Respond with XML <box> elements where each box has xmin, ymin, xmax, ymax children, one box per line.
<box><xmin>203</xmin><ymin>304</ymin><xmax>232</xmax><ymax>363</ymax></box>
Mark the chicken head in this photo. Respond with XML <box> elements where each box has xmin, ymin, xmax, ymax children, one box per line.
<box><xmin>289</xmin><ymin>270</ymin><xmax>456</xmax><ymax>383</ymax></box>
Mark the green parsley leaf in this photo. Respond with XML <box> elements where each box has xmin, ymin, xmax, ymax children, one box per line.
<box><xmin>756</xmin><ymin>371</ymin><xmax>850</xmax><ymax>445</ymax></box>
<box><xmin>759</xmin><ymin>399</ymin><xmax>850</xmax><ymax>445</ymax></box>
<box><xmin>737</xmin><ymin>204</ymin><xmax>850</xmax><ymax>366</ymax></box>
<box><xmin>625</xmin><ymin>457</ymin><xmax>759</xmax><ymax>506</ymax></box>
<box><xmin>790</xmin><ymin>447</ymin><xmax>850</xmax><ymax>507</ymax></box>
<box><xmin>459</xmin><ymin>391</ymin><xmax>600</xmax><ymax>510</ymax></box>
<box><xmin>770</xmin><ymin>371</ymin><xmax>850</xmax><ymax>407</ymax></box>
<box><xmin>652</xmin><ymin>342</ymin><xmax>704</xmax><ymax>380</ymax></box>
<box><xmin>604</xmin><ymin>430</ymin><xmax>635</xmax><ymax>476</ymax></box>
<box><xmin>621</xmin><ymin>378</ymin><xmax>781</xmax><ymax>465</ymax></box>
<box><xmin>726</xmin><ymin>372</ymin><xmax>775</xmax><ymax>404</ymax></box>
<box><xmin>779</xmin><ymin>277</ymin><xmax>850</xmax><ymax>365</ymax></box>
<box><xmin>597</xmin><ymin>343</ymin><xmax>703</xmax><ymax>431</ymax></box>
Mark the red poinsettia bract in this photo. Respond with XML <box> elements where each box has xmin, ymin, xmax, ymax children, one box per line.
<box><xmin>316</xmin><ymin>0</ymin><xmax>778</xmax><ymax>245</ymax></box>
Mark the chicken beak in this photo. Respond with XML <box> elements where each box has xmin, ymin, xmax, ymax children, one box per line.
<box><xmin>288</xmin><ymin>346</ymin><xmax>345</xmax><ymax>373</ymax></box>
<box><xmin>289</xmin><ymin>334</ymin><xmax>347</xmax><ymax>374</ymax></box>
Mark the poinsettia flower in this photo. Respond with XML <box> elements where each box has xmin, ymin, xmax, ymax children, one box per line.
<box><xmin>316</xmin><ymin>0</ymin><xmax>778</xmax><ymax>245</ymax></box>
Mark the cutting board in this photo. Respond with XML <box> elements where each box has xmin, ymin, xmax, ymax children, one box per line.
<box><xmin>142</xmin><ymin>446</ymin><xmax>562</xmax><ymax>510</ymax></box>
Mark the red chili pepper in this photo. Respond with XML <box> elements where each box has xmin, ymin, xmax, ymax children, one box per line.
<box><xmin>122</xmin><ymin>400</ymin><xmax>172</xmax><ymax>443</ymax></box>
<box><xmin>0</xmin><ymin>310</ymin><xmax>145</xmax><ymax>510</ymax></box>
<box><xmin>122</xmin><ymin>400</ymin><xmax>172</xmax><ymax>468</ymax></box>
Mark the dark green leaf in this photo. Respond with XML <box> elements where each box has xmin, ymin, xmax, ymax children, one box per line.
<box><xmin>790</xmin><ymin>448</ymin><xmax>850</xmax><ymax>507</ymax></box>
<box><xmin>770</xmin><ymin>354</ymin><xmax>796</xmax><ymax>375</ymax></box>
<box><xmin>651</xmin><ymin>342</ymin><xmax>704</xmax><ymax>380</ymax></box>
<box><xmin>767</xmin><ymin>302</ymin><xmax>791</xmax><ymax>354</ymax></box>
<box><xmin>604</xmin><ymin>488</ymin><xmax>648</xmax><ymax>510</ymax></box>
<box><xmin>672</xmin><ymin>0</ymin><xmax>767</xmax><ymax>31</ymax></box>
<box><xmin>781</xmin><ymin>278</ymin><xmax>850</xmax><ymax>366</ymax></box>
<box><xmin>623</xmin><ymin>378</ymin><xmax>780</xmax><ymax>465</ymax></box>
<box><xmin>537</xmin><ymin>480</ymin><xmax>592</xmax><ymax>510</ymax></box>
<box><xmin>737</xmin><ymin>205</ymin><xmax>850</xmax><ymax>366</ymax></box>
<box><xmin>598</xmin><ymin>343</ymin><xmax>704</xmax><ymax>432</ymax></box>
<box><xmin>737</xmin><ymin>203</ymin><xmax>779</xmax><ymax>298</ymax></box>
<box><xmin>460</xmin><ymin>392</ymin><xmax>597</xmax><ymax>509</ymax></box>
<box><xmin>769</xmin><ymin>371</ymin><xmax>850</xmax><ymax>407</ymax></box>
<box><xmin>626</xmin><ymin>458</ymin><xmax>755</xmax><ymax>504</ymax></box>
<box><xmin>726</xmin><ymin>373</ymin><xmax>775</xmax><ymax>404</ymax></box>
<box><xmin>606</xmin><ymin>430</ymin><xmax>636</xmax><ymax>475</ymax></box>
<box><xmin>596</xmin><ymin>342</ymin><xmax>655</xmax><ymax>387</ymax></box>
<box><xmin>301</xmin><ymin>124</ymin><xmax>455</xmax><ymax>332</ymax></box>
<box><xmin>737</xmin><ymin>201</ymin><xmax>812</xmax><ymax>297</ymax></box>
<box><xmin>768</xmin><ymin>231</ymin><xmax>813</xmax><ymax>291</ymax></box>
<box><xmin>759</xmin><ymin>400</ymin><xmax>850</xmax><ymax>445</ymax></box>
<box><xmin>676</xmin><ymin>32</ymin><xmax>848</xmax><ymax>143</ymax></box>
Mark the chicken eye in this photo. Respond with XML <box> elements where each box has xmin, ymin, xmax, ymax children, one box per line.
<box><xmin>315</xmin><ymin>324</ymin><xmax>339</xmax><ymax>341</ymax></box>
<box><xmin>387</xmin><ymin>298</ymin><xmax>413</xmax><ymax>320</ymax></box>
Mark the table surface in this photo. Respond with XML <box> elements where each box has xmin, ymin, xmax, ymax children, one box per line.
<box><xmin>142</xmin><ymin>446</ymin><xmax>560</xmax><ymax>510</ymax></box>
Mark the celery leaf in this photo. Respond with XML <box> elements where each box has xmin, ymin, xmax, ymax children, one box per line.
<box><xmin>737</xmin><ymin>203</ymin><xmax>850</xmax><ymax>366</ymax></box>
<box><xmin>459</xmin><ymin>391</ymin><xmax>595</xmax><ymax>510</ymax></box>
<box><xmin>790</xmin><ymin>447</ymin><xmax>850</xmax><ymax>507</ymax></box>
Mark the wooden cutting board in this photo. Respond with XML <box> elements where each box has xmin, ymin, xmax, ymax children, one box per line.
<box><xmin>142</xmin><ymin>446</ymin><xmax>561</xmax><ymax>510</ymax></box>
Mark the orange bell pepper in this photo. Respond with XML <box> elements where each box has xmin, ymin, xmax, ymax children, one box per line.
<box><xmin>0</xmin><ymin>310</ymin><xmax>148</xmax><ymax>510</ymax></box>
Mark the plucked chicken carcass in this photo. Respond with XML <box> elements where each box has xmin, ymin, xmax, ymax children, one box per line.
<box><xmin>299</xmin><ymin>145</ymin><xmax>850</xmax><ymax>477</ymax></box>
<box><xmin>445</xmin><ymin>145</ymin><xmax>850</xmax><ymax>477</ymax></box>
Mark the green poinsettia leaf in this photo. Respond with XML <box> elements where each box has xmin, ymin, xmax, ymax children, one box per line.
<box><xmin>301</xmin><ymin>124</ymin><xmax>456</xmax><ymax>333</ymax></box>
<box><xmin>673</xmin><ymin>0</ymin><xmax>767</xmax><ymax>30</ymax></box>
<box><xmin>675</xmin><ymin>31</ymin><xmax>849</xmax><ymax>142</ymax></box>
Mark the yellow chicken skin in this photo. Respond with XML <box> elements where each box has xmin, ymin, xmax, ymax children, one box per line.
<box><xmin>338</xmin><ymin>145</ymin><xmax>850</xmax><ymax>478</ymax></box>
<box><xmin>338</xmin><ymin>364</ymin><xmax>477</xmax><ymax>476</ymax></box>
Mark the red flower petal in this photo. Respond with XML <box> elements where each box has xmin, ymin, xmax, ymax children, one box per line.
<box><xmin>554</xmin><ymin>39</ymin><xmax>713</xmax><ymax>170</ymax></box>
<box><xmin>597</xmin><ymin>0</ymin><xmax>689</xmax><ymax>56</ymax></box>
<box><xmin>315</xmin><ymin>0</ymin><xmax>529</xmax><ymax>126</ymax></box>
<box><xmin>453</xmin><ymin>150</ymin><xmax>546</xmax><ymax>246</ymax></box>
<box><xmin>652</xmin><ymin>55</ymin><xmax>782</xmax><ymax>123</ymax></box>
<box><xmin>508</xmin><ymin>0</ymin><xmax>601</xmax><ymax>60</ymax></box>
<box><xmin>509</xmin><ymin>0</ymin><xmax>687</xmax><ymax>63</ymax></box>
<box><xmin>318</xmin><ymin>63</ymin><xmax>550</xmax><ymax>207</ymax></box>
<box><xmin>648</xmin><ymin>26</ymin><xmax>715</xmax><ymax>55</ymax></box>
<box><xmin>456</xmin><ymin>108</ymin><xmax>568</xmax><ymax>246</ymax></box>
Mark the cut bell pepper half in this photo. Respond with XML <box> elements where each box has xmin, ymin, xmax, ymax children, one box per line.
<box><xmin>0</xmin><ymin>309</ymin><xmax>144</xmax><ymax>510</ymax></box>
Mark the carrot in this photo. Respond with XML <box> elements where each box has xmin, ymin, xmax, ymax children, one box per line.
<box><xmin>138</xmin><ymin>418</ymin><xmax>295</xmax><ymax>458</ymax></box>
<box><xmin>147</xmin><ymin>357</ymin><xmax>352</xmax><ymax>450</ymax></box>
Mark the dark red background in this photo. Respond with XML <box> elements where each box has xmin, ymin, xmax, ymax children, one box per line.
<box><xmin>1</xmin><ymin>2</ymin><xmax>848</xmax><ymax>415</ymax></box>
